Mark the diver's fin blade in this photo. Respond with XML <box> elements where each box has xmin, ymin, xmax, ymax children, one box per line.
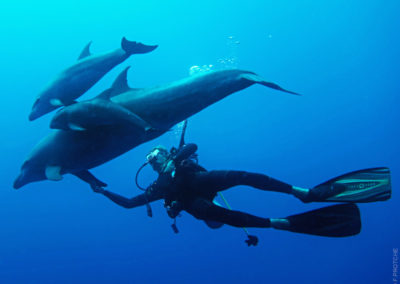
<box><xmin>241</xmin><ymin>73</ymin><xmax>301</xmax><ymax>95</ymax></box>
<box><xmin>312</xmin><ymin>167</ymin><xmax>391</xmax><ymax>203</ymax></box>
<box><xmin>45</xmin><ymin>166</ymin><xmax>63</xmax><ymax>181</ymax></box>
<box><xmin>204</xmin><ymin>220</ymin><xmax>224</xmax><ymax>229</ymax></box>
<box><xmin>78</xmin><ymin>41</ymin><xmax>92</xmax><ymax>60</ymax></box>
<box><xmin>280</xmin><ymin>204</ymin><xmax>361</xmax><ymax>237</ymax></box>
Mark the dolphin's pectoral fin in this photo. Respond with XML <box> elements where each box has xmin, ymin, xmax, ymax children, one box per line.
<box><xmin>124</xmin><ymin>110</ymin><xmax>155</xmax><ymax>132</ymax></box>
<box><xmin>50</xmin><ymin>99</ymin><xmax>64</xmax><ymax>107</ymax></box>
<box><xmin>50</xmin><ymin>99</ymin><xmax>77</xmax><ymax>107</ymax></box>
<box><xmin>240</xmin><ymin>73</ymin><xmax>301</xmax><ymax>96</ymax></box>
<box><xmin>68</xmin><ymin>123</ymin><xmax>86</xmax><ymax>131</ymax></box>
<box><xmin>94</xmin><ymin>100</ymin><xmax>154</xmax><ymax>132</ymax></box>
<box><xmin>72</xmin><ymin>170</ymin><xmax>108</xmax><ymax>189</ymax></box>
<box><xmin>45</xmin><ymin>166</ymin><xmax>63</xmax><ymax>181</ymax></box>
<box><xmin>77</xmin><ymin>41</ymin><xmax>92</xmax><ymax>60</ymax></box>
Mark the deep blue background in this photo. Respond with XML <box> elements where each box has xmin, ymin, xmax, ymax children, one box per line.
<box><xmin>1</xmin><ymin>1</ymin><xmax>399</xmax><ymax>283</ymax></box>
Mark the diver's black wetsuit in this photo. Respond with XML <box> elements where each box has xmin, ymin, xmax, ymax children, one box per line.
<box><xmin>100</xmin><ymin>144</ymin><xmax>293</xmax><ymax>228</ymax></box>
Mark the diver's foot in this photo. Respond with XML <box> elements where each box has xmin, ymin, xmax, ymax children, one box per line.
<box><xmin>292</xmin><ymin>186</ymin><xmax>311</xmax><ymax>203</ymax></box>
<box><xmin>270</xmin><ymin>218</ymin><xmax>291</xmax><ymax>230</ymax></box>
<box><xmin>293</xmin><ymin>184</ymin><xmax>347</xmax><ymax>203</ymax></box>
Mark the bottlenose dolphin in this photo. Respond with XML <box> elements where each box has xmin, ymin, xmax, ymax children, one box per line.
<box><xmin>50</xmin><ymin>98</ymin><xmax>154</xmax><ymax>132</ymax></box>
<box><xmin>29</xmin><ymin>37</ymin><xmax>157</xmax><ymax>121</ymax></box>
<box><xmin>14</xmin><ymin>69</ymin><xmax>300</xmax><ymax>189</ymax></box>
<box><xmin>49</xmin><ymin>67</ymin><xmax>154</xmax><ymax>132</ymax></box>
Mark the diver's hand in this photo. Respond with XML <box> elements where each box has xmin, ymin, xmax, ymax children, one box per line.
<box><xmin>91</xmin><ymin>184</ymin><xmax>105</xmax><ymax>194</ymax></box>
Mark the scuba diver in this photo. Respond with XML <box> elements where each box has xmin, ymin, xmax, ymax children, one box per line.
<box><xmin>91</xmin><ymin>139</ymin><xmax>391</xmax><ymax>246</ymax></box>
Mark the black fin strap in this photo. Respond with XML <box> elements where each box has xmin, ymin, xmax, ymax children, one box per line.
<box><xmin>171</xmin><ymin>218</ymin><xmax>179</xmax><ymax>234</ymax></box>
<box><xmin>144</xmin><ymin>190</ymin><xmax>153</xmax><ymax>218</ymax></box>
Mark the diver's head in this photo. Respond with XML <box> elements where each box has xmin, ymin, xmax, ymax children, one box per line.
<box><xmin>146</xmin><ymin>146</ymin><xmax>169</xmax><ymax>173</ymax></box>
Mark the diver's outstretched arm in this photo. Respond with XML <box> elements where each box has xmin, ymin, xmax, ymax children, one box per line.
<box><xmin>73</xmin><ymin>170</ymin><xmax>108</xmax><ymax>189</ymax></box>
<box><xmin>97</xmin><ymin>186</ymin><xmax>163</xmax><ymax>209</ymax></box>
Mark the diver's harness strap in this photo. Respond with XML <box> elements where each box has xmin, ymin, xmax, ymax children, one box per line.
<box><xmin>171</xmin><ymin>218</ymin><xmax>179</xmax><ymax>234</ymax></box>
<box><xmin>167</xmin><ymin>120</ymin><xmax>188</xmax><ymax>233</ymax></box>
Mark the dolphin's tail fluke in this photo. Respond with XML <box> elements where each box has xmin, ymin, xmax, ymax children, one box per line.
<box><xmin>241</xmin><ymin>73</ymin><xmax>301</xmax><ymax>96</ymax></box>
<box><xmin>121</xmin><ymin>37</ymin><xmax>158</xmax><ymax>55</ymax></box>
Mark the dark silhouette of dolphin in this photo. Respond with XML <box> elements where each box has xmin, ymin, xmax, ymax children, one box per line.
<box><xmin>14</xmin><ymin>68</ymin><xmax>300</xmax><ymax>189</ymax></box>
<box><xmin>29</xmin><ymin>38</ymin><xmax>157</xmax><ymax>121</ymax></box>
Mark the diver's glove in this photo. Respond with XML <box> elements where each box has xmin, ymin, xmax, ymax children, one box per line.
<box><xmin>165</xmin><ymin>201</ymin><xmax>183</xmax><ymax>219</ymax></box>
<box><xmin>91</xmin><ymin>184</ymin><xmax>105</xmax><ymax>194</ymax></box>
<box><xmin>245</xmin><ymin>235</ymin><xmax>259</xmax><ymax>247</ymax></box>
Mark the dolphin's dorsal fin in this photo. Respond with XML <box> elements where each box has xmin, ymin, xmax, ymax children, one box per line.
<box><xmin>96</xmin><ymin>66</ymin><xmax>133</xmax><ymax>100</ymax></box>
<box><xmin>45</xmin><ymin>166</ymin><xmax>63</xmax><ymax>181</ymax></box>
<box><xmin>77</xmin><ymin>41</ymin><xmax>92</xmax><ymax>60</ymax></box>
<box><xmin>95</xmin><ymin>89</ymin><xmax>113</xmax><ymax>100</ymax></box>
<box><xmin>111</xmin><ymin>66</ymin><xmax>132</xmax><ymax>94</ymax></box>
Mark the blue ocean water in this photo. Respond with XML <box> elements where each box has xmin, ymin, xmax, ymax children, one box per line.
<box><xmin>1</xmin><ymin>1</ymin><xmax>399</xmax><ymax>283</ymax></box>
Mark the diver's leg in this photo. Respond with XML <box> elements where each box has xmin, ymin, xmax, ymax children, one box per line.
<box><xmin>186</xmin><ymin>198</ymin><xmax>271</xmax><ymax>228</ymax></box>
<box><xmin>195</xmin><ymin>170</ymin><xmax>296</xmax><ymax>195</ymax></box>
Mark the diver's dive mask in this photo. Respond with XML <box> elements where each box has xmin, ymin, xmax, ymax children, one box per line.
<box><xmin>146</xmin><ymin>148</ymin><xmax>161</xmax><ymax>163</ymax></box>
